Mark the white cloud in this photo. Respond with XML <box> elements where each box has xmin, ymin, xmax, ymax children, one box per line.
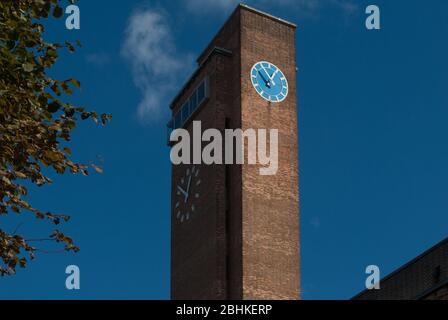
<box><xmin>121</xmin><ymin>7</ymin><xmax>194</xmax><ymax>122</ymax></box>
<box><xmin>185</xmin><ymin>0</ymin><xmax>240</xmax><ymax>12</ymax></box>
<box><xmin>122</xmin><ymin>1</ymin><xmax>357</xmax><ymax>122</ymax></box>
<box><xmin>331</xmin><ymin>0</ymin><xmax>357</xmax><ymax>15</ymax></box>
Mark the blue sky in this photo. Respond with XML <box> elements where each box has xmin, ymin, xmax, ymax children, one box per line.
<box><xmin>1</xmin><ymin>0</ymin><xmax>448</xmax><ymax>300</ymax></box>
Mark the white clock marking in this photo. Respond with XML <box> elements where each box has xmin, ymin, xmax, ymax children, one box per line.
<box><xmin>175</xmin><ymin>166</ymin><xmax>201</xmax><ymax>224</ymax></box>
<box><xmin>251</xmin><ymin>61</ymin><xmax>288</xmax><ymax>103</ymax></box>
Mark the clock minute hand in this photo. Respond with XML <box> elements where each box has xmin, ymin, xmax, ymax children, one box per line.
<box><xmin>261</xmin><ymin>65</ymin><xmax>276</xmax><ymax>86</ymax></box>
<box><xmin>269</xmin><ymin>69</ymin><xmax>279</xmax><ymax>83</ymax></box>
<box><xmin>186</xmin><ymin>175</ymin><xmax>192</xmax><ymax>200</ymax></box>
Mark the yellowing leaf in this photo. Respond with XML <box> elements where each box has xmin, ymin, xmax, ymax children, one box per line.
<box><xmin>15</xmin><ymin>172</ymin><xmax>27</xmax><ymax>179</ymax></box>
<box><xmin>92</xmin><ymin>164</ymin><xmax>103</xmax><ymax>174</ymax></box>
<box><xmin>23</xmin><ymin>63</ymin><xmax>34</xmax><ymax>72</ymax></box>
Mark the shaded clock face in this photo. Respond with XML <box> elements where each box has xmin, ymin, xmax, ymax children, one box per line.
<box><xmin>251</xmin><ymin>61</ymin><xmax>288</xmax><ymax>103</ymax></box>
<box><xmin>175</xmin><ymin>166</ymin><xmax>201</xmax><ymax>223</ymax></box>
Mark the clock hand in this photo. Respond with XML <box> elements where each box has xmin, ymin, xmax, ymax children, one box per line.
<box><xmin>185</xmin><ymin>175</ymin><xmax>192</xmax><ymax>202</ymax></box>
<box><xmin>258</xmin><ymin>71</ymin><xmax>271</xmax><ymax>88</ymax></box>
<box><xmin>261</xmin><ymin>65</ymin><xmax>276</xmax><ymax>86</ymax></box>
<box><xmin>177</xmin><ymin>185</ymin><xmax>188</xmax><ymax>201</ymax></box>
<box><xmin>269</xmin><ymin>69</ymin><xmax>279</xmax><ymax>83</ymax></box>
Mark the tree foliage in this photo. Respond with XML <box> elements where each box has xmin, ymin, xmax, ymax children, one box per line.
<box><xmin>0</xmin><ymin>0</ymin><xmax>111</xmax><ymax>276</ymax></box>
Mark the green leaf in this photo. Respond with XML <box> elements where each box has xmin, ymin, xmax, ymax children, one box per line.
<box><xmin>53</xmin><ymin>6</ymin><xmax>63</xmax><ymax>18</ymax></box>
<box><xmin>51</xmin><ymin>83</ymin><xmax>61</xmax><ymax>96</ymax></box>
<box><xmin>65</xmin><ymin>108</ymin><xmax>75</xmax><ymax>117</ymax></box>
<box><xmin>65</xmin><ymin>42</ymin><xmax>75</xmax><ymax>53</ymax></box>
<box><xmin>48</xmin><ymin>101</ymin><xmax>62</xmax><ymax>113</ymax></box>
<box><xmin>69</xmin><ymin>79</ymin><xmax>81</xmax><ymax>88</ymax></box>
<box><xmin>0</xmin><ymin>0</ymin><xmax>110</xmax><ymax>276</ymax></box>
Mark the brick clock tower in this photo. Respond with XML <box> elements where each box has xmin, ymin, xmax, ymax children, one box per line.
<box><xmin>168</xmin><ymin>4</ymin><xmax>300</xmax><ymax>300</ymax></box>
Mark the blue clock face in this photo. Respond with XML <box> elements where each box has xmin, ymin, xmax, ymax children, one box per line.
<box><xmin>251</xmin><ymin>61</ymin><xmax>288</xmax><ymax>103</ymax></box>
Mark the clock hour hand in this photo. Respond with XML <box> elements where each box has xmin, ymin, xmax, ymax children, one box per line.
<box><xmin>258</xmin><ymin>71</ymin><xmax>271</xmax><ymax>88</ymax></box>
<box><xmin>177</xmin><ymin>185</ymin><xmax>188</xmax><ymax>202</ymax></box>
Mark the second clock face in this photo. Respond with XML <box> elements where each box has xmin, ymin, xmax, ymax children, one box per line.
<box><xmin>175</xmin><ymin>166</ymin><xmax>201</xmax><ymax>223</ymax></box>
<box><xmin>251</xmin><ymin>61</ymin><xmax>288</xmax><ymax>103</ymax></box>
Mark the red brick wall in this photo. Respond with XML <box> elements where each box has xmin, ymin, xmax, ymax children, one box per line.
<box><xmin>171</xmin><ymin>5</ymin><xmax>300</xmax><ymax>300</ymax></box>
<box><xmin>240</xmin><ymin>8</ymin><xmax>300</xmax><ymax>300</ymax></box>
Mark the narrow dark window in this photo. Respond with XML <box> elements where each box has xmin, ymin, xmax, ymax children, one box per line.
<box><xmin>197</xmin><ymin>80</ymin><xmax>206</xmax><ymax>104</ymax></box>
<box><xmin>189</xmin><ymin>90</ymin><xmax>198</xmax><ymax>113</ymax></box>
<box><xmin>181</xmin><ymin>102</ymin><xmax>189</xmax><ymax>124</ymax></box>
<box><xmin>174</xmin><ymin>111</ymin><xmax>182</xmax><ymax>129</ymax></box>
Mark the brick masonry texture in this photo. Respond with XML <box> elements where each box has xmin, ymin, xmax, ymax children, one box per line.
<box><xmin>240</xmin><ymin>8</ymin><xmax>300</xmax><ymax>300</ymax></box>
<box><xmin>170</xmin><ymin>5</ymin><xmax>300</xmax><ymax>300</ymax></box>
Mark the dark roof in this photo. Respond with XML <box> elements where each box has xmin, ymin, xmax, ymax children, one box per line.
<box><xmin>352</xmin><ymin>236</ymin><xmax>448</xmax><ymax>299</ymax></box>
<box><xmin>196</xmin><ymin>3</ymin><xmax>296</xmax><ymax>65</ymax></box>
